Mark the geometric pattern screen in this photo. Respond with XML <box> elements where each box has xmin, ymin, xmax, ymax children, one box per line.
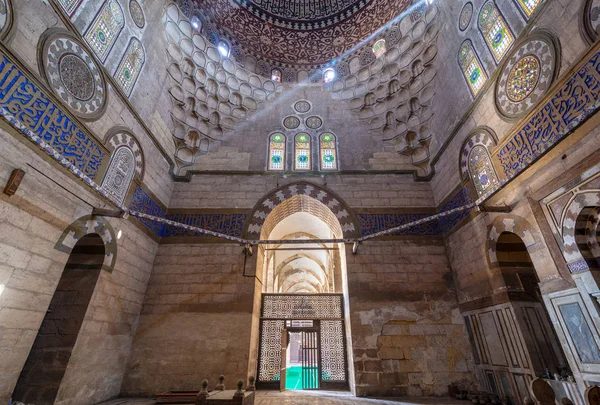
<box><xmin>258</xmin><ymin>294</ymin><xmax>347</xmax><ymax>384</ymax></box>
<box><xmin>321</xmin><ymin>320</ymin><xmax>347</xmax><ymax>381</ymax></box>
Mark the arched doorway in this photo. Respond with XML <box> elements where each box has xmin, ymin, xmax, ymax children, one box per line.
<box><xmin>12</xmin><ymin>234</ymin><xmax>106</xmax><ymax>405</ymax></box>
<box><xmin>465</xmin><ymin>229</ymin><xmax>568</xmax><ymax>404</ymax></box>
<box><xmin>248</xmin><ymin>189</ymin><xmax>355</xmax><ymax>392</ymax></box>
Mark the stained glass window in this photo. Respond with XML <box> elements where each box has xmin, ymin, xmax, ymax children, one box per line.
<box><xmin>295</xmin><ymin>133</ymin><xmax>311</xmax><ymax>171</ymax></box>
<box><xmin>320</xmin><ymin>133</ymin><xmax>338</xmax><ymax>171</ymax></box>
<box><xmin>268</xmin><ymin>133</ymin><xmax>286</xmax><ymax>171</ymax></box>
<box><xmin>323</xmin><ymin>68</ymin><xmax>335</xmax><ymax>83</ymax></box>
<box><xmin>114</xmin><ymin>37</ymin><xmax>145</xmax><ymax>97</ymax></box>
<box><xmin>515</xmin><ymin>0</ymin><xmax>543</xmax><ymax>18</ymax></box>
<box><xmin>271</xmin><ymin>69</ymin><xmax>282</xmax><ymax>83</ymax></box>
<box><xmin>478</xmin><ymin>1</ymin><xmax>514</xmax><ymax>62</ymax></box>
<box><xmin>468</xmin><ymin>145</ymin><xmax>499</xmax><ymax>197</ymax></box>
<box><xmin>372</xmin><ymin>39</ymin><xmax>386</xmax><ymax>58</ymax></box>
<box><xmin>459</xmin><ymin>40</ymin><xmax>488</xmax><ymax>97</ymax></box>
<box><xmin>84</xmin><ymin>0</ymin><xmax>125</xmax><ymax>62</ymax></box>
<box><xmin>58</xmin><ymin>0</ymin><xmax>84</xmax><ymax>17</ymax></box>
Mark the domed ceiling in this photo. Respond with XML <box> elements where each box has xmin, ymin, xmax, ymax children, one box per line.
<box><xmin>177</xmin><ymin>0</ymin><xmax>414</xmax><ymax>67</ymax></box>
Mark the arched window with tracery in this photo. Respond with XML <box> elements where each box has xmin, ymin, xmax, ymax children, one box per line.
<box><xmin>114</xmin><ymin>37</ymin><xmax>145</xmax><ymax>97</ymax></box>
<box><xmin>514</xmin><ymin>0</ymin><xmax>543</xmax><ymax>18</ymax></box>
<box><xmin>459</xmin><ymin>40</ymin><xmax>488</xmax><ymax>97</ymax></box>
<box><xmin>101</xmin><ymin>146</ymin><xmax>136</xmax><ymax>204</ymax></box>
<box><xmin>294</xmin><ymin>133</ymin><xmax>311</xmax><ymax>171</ymax></box>
<box><xmin>319</xmin><ymin>133</ymin><xmax>338</xmax><ymax>171</ymax></box>
<box><xmin>84</xmin><ymin>0</ymin><xmax>125</xmax><ymax>62</ymax></box>
<box><xmin>372</xmin><ymin>39</ymin><xmax>386</xmax><ymax>58</ymax></box>
<box><xmin>101</xmin><ymin>131</ymin><xmax>144</xmax><ymax>204</ymax></box>
<box><xmin>460</xmin><ymin>130</ymin><xmax>499</xmax><ymax>198</ymax></box>
<box><xmin>468</xmin><ymin>145</ymin><xmax>499</xmax><ymax>198</ymax></box>
<box><xmin>268</xmin><ymin>133</ymin><xmax>286</xmax><ymax>171</ymax></box>
<box><xmin>478</xmin><ymin>1</ymin><xmax>514</xmax><ymax>63</ymax></box>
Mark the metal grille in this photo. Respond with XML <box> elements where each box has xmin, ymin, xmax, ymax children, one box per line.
<box><xmin>261</xmin><ymin>294</ymin><xmax>343</xmax><ymax>319</ymax></box>
<box><xmin>320</xmin><ymin>320</ymin><xmax>346</xmax><ymax>381</ymax></box>
<box><xmin>302</xmin><ymin>331</ymin><xmax>320</xmax><ymax>390</ymax></box>
<box><xmin>258</xmin><ymin>294</ymin><xmax>348</xmax><ymax>389</ymax></box>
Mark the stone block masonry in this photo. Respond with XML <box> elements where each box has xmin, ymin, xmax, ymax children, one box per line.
<box><xmin>121</xmin><ymin>243</ymin><xmax>255</xmax><ymax>396</ymax></box>
<box><xmin>346</xmin><ymin>240</ymin><xmax>474</xmax><ymax>397</ymax></box>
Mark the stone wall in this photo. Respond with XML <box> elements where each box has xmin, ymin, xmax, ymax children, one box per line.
<box><xmin>121</xmin><ymin>243</ymin><xmax>255</xmax><ymax>396</ymax></box>
<box><xmin>346</xmin><ymin>240</ymin><xmax>474</xmax><ymax>397</ymax></box>
<box><xmin>169</xmin><ymin>174</ymin><xmax>436</xmax><ymax>209</ymax></box>
<box><xmin>0</xmin><ymin>124</ymin><xmax>159</xmax><ymax>405</ymax></box>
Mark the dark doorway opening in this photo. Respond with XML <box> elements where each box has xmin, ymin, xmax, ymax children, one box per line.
<box><xmin>12</xmin><ymin>234</ymin><xmax>105</xmax><ymax>405</ymax></box>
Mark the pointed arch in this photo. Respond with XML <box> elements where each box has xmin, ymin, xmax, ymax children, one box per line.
<box><xmin>54</xmin><ymin>215</ymin><xmax>118</xmax><ymax>272</ymax></box>
<box><xmin>459</xmin><ymin>40</ymin><xmax>488</xmax><ymax>96</ymax></box>
<box><xmin>244</xmin><ymin>182</ymin><xmax>359</xmax><ymax>239</ymax></box>
<box><xmin>478</xmin><ymin>1</ymin><xmax>515</xmax><ymax>62</ymax></box>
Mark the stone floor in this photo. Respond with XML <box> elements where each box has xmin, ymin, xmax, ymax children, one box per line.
<box><xmin>99</xmin><ymin>392</ymin><xmax>466</xmax><ymax>405</ymax></box>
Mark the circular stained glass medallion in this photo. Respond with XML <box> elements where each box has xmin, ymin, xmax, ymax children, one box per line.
<box><xmin>129</xmin><ymin>0</ymin><xmax>145</xmax><ymax>29</ymax></box>
<box><xmin>43</xmin><ymin>33</ymin><xmax>107</xmax><ymax>119</ymax></box>
<box><xmin>306</xmin><ymin>116</ymin><xmax>323</xmax><ymax>129</ymax></box>
<box><xmin>459</xmin><ymin>3</ymin><xmax>473</xmax><ymax>31</ymax></box>
<box><xmin>283</xmin><ymin>116</ymin><xmax>301</xmax><ymax>129</ymax></box>
<box><xmin>506</xmin><ymin>55</ymin><xmax>541</xmax><ymax>102</ymax></box>
<box><xmin>294</xmin><ymin>100</ymin><xmax>311</xmax><ymax>113</ymax></box>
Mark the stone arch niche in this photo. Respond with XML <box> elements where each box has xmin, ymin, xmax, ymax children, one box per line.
<box><xmin>244</xmin><ymin>182</ymin><xmax>359</xmax><ymax>239</ymax></box>
<box><xmin>561</xmin><ymin>191</ymin><xmax>600</xmax><ymax>274</ymax></box>
<box><xmin>12</xmin><ymin>234</ymin><xmax>106</xmax><ymax>405</ymax></box>
<box><xmin>247</xmin><ymin>182</ymin><xmax>356</xmax><ymax>392</ymax></box>
<box><xmin>459</xmin><ymin>128</ymin><xmax>499</xmax><ymax>199</ymax></box>
<box><xmin>458</xmin><ymin>215</ymin><xmax>568</xmax><ymax>403</ymax></box>
<box><xmin>54</xmin><ymin>215</ymin><xmax>118</xmax><ymax>272</ymax></box>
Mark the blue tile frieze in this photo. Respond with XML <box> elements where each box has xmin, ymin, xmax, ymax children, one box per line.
<box><xmin>0</xmin><ymin>55</ymin><xmax>105</xmax><ymax>179</ymax></box>
<box><xmin>497</xmin><ymin>50</ymin><xmax>600</xmax><ymax>178</ymax></box>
